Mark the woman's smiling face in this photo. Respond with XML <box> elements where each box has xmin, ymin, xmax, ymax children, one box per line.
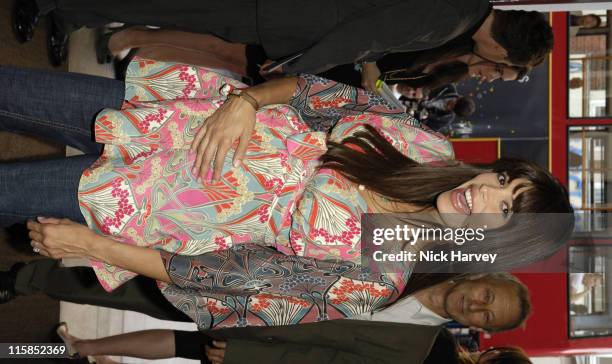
<box><xmin>435</xmin><ymin>172</ymin><xmax>530</xmax><ymax>229</ymax></box>
<box><xmin>469</xmin><ymin>62</ymin><xmax>519</xmax><ymax>82</ymax></box>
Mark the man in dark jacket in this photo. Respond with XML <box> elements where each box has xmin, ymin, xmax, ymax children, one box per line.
<box><xmin>12</xmin><ymin>0</ymin><xmax>551</xmax><ymax>81</ymax></box>
<box><xmin>1</xmin><ymin>260</ymin><xmax>529</xmax><ymax>363</ymax></box>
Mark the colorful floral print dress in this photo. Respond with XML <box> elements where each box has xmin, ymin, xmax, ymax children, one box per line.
<box><xmin>77</xmin><ymin>58</ymin><xmax>454</xmax><ymax>329</ymax></box>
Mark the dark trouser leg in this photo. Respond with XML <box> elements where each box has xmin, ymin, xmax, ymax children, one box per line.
<box><xmin>0</xmin><ymin>65</ymin><xmax>124</xmax><ymax>155</ymax></box>
<box><xmin>34</xmin><ymin>0</ymin><xmax>258</xmax><ymax>43</ymax></box>
<box><xmin>0</xmin><ymin>155</ymin><xmax>95</xmax><ymax>226</ymax></box>
<box><xmin>14</xmin><ymin>259</ymin><xmax>192</xmax><ymax>322</ymax></box>
<box><xmin>174</xmin><ymin>330</ymin><xmax>207</xmax><ymax>360</ymax></box>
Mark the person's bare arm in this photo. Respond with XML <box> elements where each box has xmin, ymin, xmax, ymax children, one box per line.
<box><xmin>73</xmin><ymin>329</ymin><xmax>176</xmax><ymax>359</ymax></box>
<box><xmin>570</xmin><ymin>288</ymin><xmax>591</xmax><ymax>302</ymax></box>
<box><xmin>27</xmin><ymin>217</ymin><xmax>170</xmax><ymax>282</ymax></box>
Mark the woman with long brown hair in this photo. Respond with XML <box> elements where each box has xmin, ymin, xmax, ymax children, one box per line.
<box><xmin>426</xmin><ymin>329</ymin><xmax>532</xmax><ymax>364</ymax></box>
<box><xmin>322</xmin><ymin>52</ymin><xmax>529</xmax><ymax>96</ymax></box>
<box><xmin>471</xmin><ymin>346</ymin><xmax>532</xmax><ymax>364</ymax></box>
<box><xmin>100</xmin><ymin>27</ymin><xmax>527</xmax><ymax>91</ymax></box>
<box><xmin>0</xmin><ymin>58</ymin><xmax>572</xmax><ymax>330</ymax></box>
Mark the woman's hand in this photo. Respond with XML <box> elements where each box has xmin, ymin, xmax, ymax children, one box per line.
<box><xmin>27</xmin><ymin>217</ymin><xmax>100</xmax><ymax>259</ymax></box>
<box><xmin>190</xmin><ymin>76</ymin><xmax>297</xmax><ymax>182</ymax></box>
<box><xmin>28</xmin><ymin>217</ymin><xmax>171</xmax><ymax>282</ymax></box>
<box><xmin>191</xmin><ymin>96</ymin><xmax>256</xmax><ymax>182</ymax></box>
<box><xmin>361</xmin><ymin>62</ymin><xmax>382</xmax><ymax>92</ymax></box>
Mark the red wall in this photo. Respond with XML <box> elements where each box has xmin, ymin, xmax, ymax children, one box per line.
<box><xmin>451</xmin><ymin>139</ymin><xmax>500</xmax><ymax>163</ymax></box>
<box><xmin>479</xmin><ymin>13</ymin><xmax>612</xmax><ymax>356</ymax></box>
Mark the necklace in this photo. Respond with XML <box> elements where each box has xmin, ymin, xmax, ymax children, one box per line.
<box><xmin>358</xmin><ymin>184</ymin><xmax>391</xmax><ymax>202</ymax></box>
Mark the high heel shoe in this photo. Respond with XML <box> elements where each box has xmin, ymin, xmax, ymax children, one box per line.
<box><xmin>95</xmin><ymin>31</ymin><xmax>114</xmax><ymax>64</ymax></box>
<box><xmin>56</xmin><ymin>322</ymin><xmax>80</xmax><ymax>358</ymax></box>
<box><xmin>113</xmin><ymin>48</ymin><xmax>138</xmax><ymax>81</ymax></box>
<box><xmin>95</xmin><ymin>25</ymin><xmax>130</xmax><ymax>65</ymax></box>
<box><xmin>55</xmin><ymin>323</ymin><xmax>99</xmax><ymax>363</ymax></box>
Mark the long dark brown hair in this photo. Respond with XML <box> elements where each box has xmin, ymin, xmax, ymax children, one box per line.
<box><xmin>380</xmin><ymin>39</ymin><xmax>529</xmax><ymax>91</ymax></box>
<box><xmin>387</xmin><ymin>60</ymin><xmax>528</xmax><ymax>94</ymax></box>
<box><xmin>385</xmin><ymin>61</ymin><xmax>469</xmax><ymax>90</ymax></box>
<box><xmin>475</xmin><ymin>346</ymin><xmax>532</xmax><ymax>364</ymax></box>
<box><xmin>320</xmin><ymin>125</ymin><xmax>575</xmax><ymax>274</ymax></box>
<box><xmin>425</xmin><ymin>330</ymin><xmax>532</xmax><ymax>364</ymax></box>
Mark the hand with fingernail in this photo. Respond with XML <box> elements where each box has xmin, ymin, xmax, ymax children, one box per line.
<box><xmin>190</xmin><ymin>93</ymin><xmax>256</xmax><ymax>183</ymax></box>
<box><xmin>27</xmin><ymin>217</ymin><xmax>98</xmax><ymax>259</ymax></box>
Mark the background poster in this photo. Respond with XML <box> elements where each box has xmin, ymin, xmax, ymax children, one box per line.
<box><xmin>455</xmin><ymin>57</ymin><xmax>550</xmax><ymax>167</ymax></box>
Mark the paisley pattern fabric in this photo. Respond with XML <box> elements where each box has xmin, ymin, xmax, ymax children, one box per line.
<box><xmin>290</xmin><ymin>74</ymin><xmax>409</xmax><ymax>131</ymax></box>
<box><xmin>159</xmin><ymin>244</ymin><xmax>399</xmax><ymax>330</ymax></box>
<box><xmin>77</xmin><ymin>58</ymin><xmax>453</xmax><ymax>327</ymax></box>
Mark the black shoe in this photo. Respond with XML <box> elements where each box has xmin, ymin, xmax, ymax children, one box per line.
<box><xmin>46</xmin><ymin>15</ymin><xmax>69</xmax><ymax>67</ymax></box>
<box><xmin>95</xmin><ymin>26</ymin><xmax>128</xmax><ymax>64</ymax></box>
<box><xmin>95</xmin><ymin>30</ymin><xmax>114</xmax><ymax>64</ymax></box>
<box><xmin>11</xmin><ymin>0</ymin><xmax>40</xmax><ymax>43</ymax></box>
<box><xmin>113</xmin><ymin>48</ymin><xmax>138</xmax><ymax>81</ymax></box>
<box><xmin>0</xmin><ymin>263</ymin><xmax>24</xmax><ymax>304</ymax></box>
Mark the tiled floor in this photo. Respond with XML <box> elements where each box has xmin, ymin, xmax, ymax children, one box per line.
<box><xmin>0</xmin><ymin>2</ymin><xmax>64</xmax><ymax>348</ymax></box>
<box><xmin>64</xmin><ymin>29</ymin><xmax>198</xmax><ymax>364</ymax></box>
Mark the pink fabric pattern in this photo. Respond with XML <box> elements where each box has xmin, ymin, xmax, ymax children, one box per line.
<box><xmin>77</xmin><ymin>58</ymin><xmax>454</xmax><ymax>297</ymax></box>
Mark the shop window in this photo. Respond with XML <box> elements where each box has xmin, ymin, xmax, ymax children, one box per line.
<box><xmin>568</xmin><ymin>10</ymin><xmax>609</xmax><ymax>118</ymax></box>
<box><xmin>569</xmin><ymin>245</ymin><xmax>609</xmax><ymax>338</ymax></box>
<box><xmin>568</xmin><ymin>126</ymin><xmax>612</xmax><ymax>232</ymax></box>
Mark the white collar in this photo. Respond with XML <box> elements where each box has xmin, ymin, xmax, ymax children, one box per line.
<box><xmin>354</xmin><ymin>295</ymin><xmax>451</xmax><ymax>326</ymax></box>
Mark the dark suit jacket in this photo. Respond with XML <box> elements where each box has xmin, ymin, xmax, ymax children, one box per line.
<box><xmin>258</xmin><ymin>0</ymin><xmax>490</xmax><ymax>74</ymax></box>
<box><xmin>56</xmin><ymin>0</ymin><xmax>491</xmax><ymax>76</ymax></box>
<box><xmin>57</xmin><ymin>0</ymin><xmax>488</xmax><ymax>75</ymax></box>
<box><xmin>204</xmin><ymin>320</ymin><xmax>441</xmax><ymax>364</ymax></box>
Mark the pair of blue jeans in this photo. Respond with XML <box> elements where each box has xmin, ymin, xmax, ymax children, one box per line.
<box><xmin>0</xmin><ymin>65</ymin><xmax>125</xmax><ymax>226</ymax></box>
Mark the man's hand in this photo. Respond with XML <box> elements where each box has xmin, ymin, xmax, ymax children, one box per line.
<box><xmin>205</xmin><ymin>340</ymin><xmax>227</xmax><ymax>364</ymax></box>
<box><xmin>191</xmin><ymin>96</ymin><xmax>256</xmax><ymax>183</ymax></box>
<box><xmin>360</xmin><ymin>62</ymin><xmax>381</xmax><ymax>92</ymax></box>
<box><xmin>27</xmin><ymin>217</ymin><xmax>99</xmax><ymax>259</ymax></box>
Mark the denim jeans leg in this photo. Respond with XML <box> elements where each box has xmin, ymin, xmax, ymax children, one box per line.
<box><xmin>0</xmin><ymin>155</ymin><xmax>97</xmax><ymax>227</ymax></box>
<box><xmin>0</xmin><ymin>66</ymin><xmax>125</xmax><ymax>155</ymax></box>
